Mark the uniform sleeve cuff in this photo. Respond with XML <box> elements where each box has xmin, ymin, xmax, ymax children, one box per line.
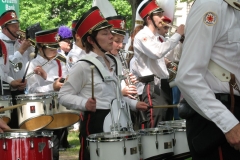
<box><xmin>169</xmin><ymin>33</ymin><xmax>181</xmax><ymax>42</ymax></box>
<box><xmin>7</xmin><ymin>76</ymin><xmax>14</xmax><ymax>84</ymax></box>
<box><xmin>81</xmin><ymin>98</ymin><xmax>88</xmax><ymax>111</ymax></box>
<box><xmin>214</xmin><ymin>109</ymin><xmax>239</xmax><ymax>133</ymax></box>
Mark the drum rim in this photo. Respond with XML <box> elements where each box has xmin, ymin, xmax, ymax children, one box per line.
<box><xmin>138</xmin><ymin>126</ymin><xmax>174</xmax><ymax>135</ymax></box>
<box><xmin>159</xmin><ymin>120</ymin><xmax>186</xmax><ymax>129</ymax></box>
<box><xmin>87</xmin><ymin>131</ymin><xmax>139</xmax><ymax>142</ymax></box>
<box><xmin>16</xmin><ymin>93</ymin><xmax>52</xmax><ymax>100</ymax></box>
<box><xmin>1</xmin><ymin>131</ymin><xmax>53</xmax><ymax>138</ymax></box>
<box><xmin>0</xmin><ymin>95</ymin><xmax>12</xmax><ymax>100</ymax></box>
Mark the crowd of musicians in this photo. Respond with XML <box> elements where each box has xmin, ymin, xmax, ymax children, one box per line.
<box><xmin>0</xmin><ymin>0</ymin><xmax>240</xmax><ymax>160</ymax></box>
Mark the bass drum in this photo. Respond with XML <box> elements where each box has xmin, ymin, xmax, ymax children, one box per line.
<box><xmin>0</xmin><ymin>95</ymin><xmax>12</xmax><ymax>124</ymax></box>
<box><xmin>159</xmin><ymin>120</ymin><xmax>191</xmax><ymax>160</ymax></box>
<box><xmin>16</xmin><ymin>93</ymin><xmax>53</xmax><ymax>131</ymax></box>
<box><xmin>0</xmin><ymin>130</ymin><xmax>53</xmax><ymax>160</ymax></box>
<box><xmin>87</xmin><ymin>131</ymin><xmax>140</xmax><ymax>160</ymax></box>
<box><xmin>44</xmin><ymin>92</ymin><xmax>80</xmax><ymax>129</ymax></box>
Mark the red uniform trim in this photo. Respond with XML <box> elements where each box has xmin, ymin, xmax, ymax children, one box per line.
<box><xmin>55</xmin><ymin>59</ymin><xmax>62</xmax><ymax>77</ymax></box>
<box><xmin>147</xmin><ymin>84</ymin><xmax>153</xmax><ymax>127</ymax></box>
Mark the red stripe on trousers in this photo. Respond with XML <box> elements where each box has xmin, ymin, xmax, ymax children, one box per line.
<box><xmin>147</xmin><ymin>84</ymin><xmax>153</xmax><ymax>128</ymax></box>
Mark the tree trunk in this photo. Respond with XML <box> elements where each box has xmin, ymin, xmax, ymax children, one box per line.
<box><xmin>127</xmin><ymin>0</ymin><xmax>143</xmax><ymax>31</ymax></box>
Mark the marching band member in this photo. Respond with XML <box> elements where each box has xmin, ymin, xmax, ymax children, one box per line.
<box><xmin>0</xmin><ymin>10</ymin><xmax>31</xmax><ymax>128</ymax></box>
<box><xmin>26</xmin><ymin>28</ymin><xmax>67</xmax><ymax>93</ymax></box>
<box><xmin>175</xmin><ymin>0</ymin><xmax>240</xmax><ymax>159</ymax></box>
<box><xmin>67</xmin><ymin>20</ymin><xmax>86</xmax><ymax>68</ymax></box>
<box><xmin>58</xmin><ymin>25</ymin><xmax>73</xmax><ymax>57</ymax></box>
<box><xmin>58</xmin><ymin>7</ymin><xmax>148</xmax><ymax>160</ymax></box>
<box><xmin>158</xmin><ymin>15</ymin><xmax>183</xmax><ymax>120</ymax></box>
<box><xmin>132</xmin><ymin>0</ymin><xmax>184</xmax><ymax>128</ymax></box>
<box><xmin>26</xmin><ymin>28</ymin><xmax>68</xmax><ymax>160</ymax></box>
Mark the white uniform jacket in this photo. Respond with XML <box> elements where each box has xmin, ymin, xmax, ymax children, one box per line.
<box><xmin>0</xmin><ymin>32</ymin><xmax>34</xmax><ymax>81</ymax></box>
<box><xmin>175</xmin><ymin>0</ymin><xmax>240</xmax><ymax>133</ymax></box>
<box><xmin>67</xmin><ymin>44</ymin><xmax>86</xmax><ymax>68</ymax></box>
<box><xmin>132</xmin><ymin>27</ymin><xmax>181</xmax><ymax>94</ymax></box>
<box><xmin>27</xmin><ymin>55</ymin><xmax>68</xmax><ymax>93</ymax></box>
<box><xmin>58</xmin><ymin>51</ymin><xmax>138</xmax><ymax>112</ymax></box>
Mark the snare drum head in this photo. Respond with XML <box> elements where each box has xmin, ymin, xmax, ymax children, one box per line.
<box><xmin>16</xmin><ymin>93</ymin><xmax>52</xmax><ymax>100</ymax></box>
<box><xmin>138</xmin><ymin>126</ymin><xmax>173</xmax><ymax>135</ymax></box>
<box><xmin>87</xmin><ymin>131</ymin><xmax>138</xmax><ymax>142</ymax></box>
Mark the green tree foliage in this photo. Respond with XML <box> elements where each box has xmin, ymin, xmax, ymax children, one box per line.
<box><xmin>19</xmin><ymin>0</ymin><xmax>132</xmax><ymax>30</ymax></box>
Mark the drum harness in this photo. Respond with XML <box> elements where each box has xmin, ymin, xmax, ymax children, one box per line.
<box><xmin>79</xmin><ymin>54</ymin><xmax>134</xmax><ymax>132</ymax></box>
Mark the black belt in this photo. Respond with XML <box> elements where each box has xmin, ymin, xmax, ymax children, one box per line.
<box><xmin>215</xmin><ymin>93</ymin><xmax>240</xmax><ymax>106</ymax></box>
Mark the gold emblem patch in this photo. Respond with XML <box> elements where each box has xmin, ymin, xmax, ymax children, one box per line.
<box><xmin>55</xmin><ymin>34</ymin><xmax>60</xmax><ymax>42</ymax></box>
<box><xmin>203</xmin><ymin>12</ymin><xmax>217</xmax><ymax>26</ymax></box>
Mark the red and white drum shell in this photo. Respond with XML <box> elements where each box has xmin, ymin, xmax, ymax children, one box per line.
<box><xmin>16</xmin><ymin>93</ymin><xmax>53</xmax><ymax>131</ymax></box>
<box><xmin>0</xmin><ymin>130</ymin><xmax>53</xmax><ymax>160</ymax></box>
<box><xmin>87</xmin><ymin>131</ymin><xmax>140</xmax><ymax>160</ymax></box>
<box><xmin>138</xmin><ymin>126</ymin><xmax>174</xmax><ymax>160</ymax></box>
<box><xmin>0</xmin><ymin>95</ymin><xmax>12</xmax><ymax>124</ymax></box>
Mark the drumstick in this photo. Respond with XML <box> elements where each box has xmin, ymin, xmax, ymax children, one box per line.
<box><xmin>3</xmin><ymin>129</ymin><xmax>29</xmax><ymax>132</ymax></box>
<box><xmin>90</xmin><ymin>65</ymin><xmax>95</xmax><ymax>99</ymax></box>
<box><xmin>22</xmin><ymin>52</ymin><xmax>35</xmax><ymax>82</ymax></box>
<box><xmin>148</xmin><ymin>104</ymin><xmax>178</xmax><ymax>108</ymax></box>
<box><xmin>0</xmin><ymin>104</ymin><xmax>26</xmax><ymax>112</ymax></box>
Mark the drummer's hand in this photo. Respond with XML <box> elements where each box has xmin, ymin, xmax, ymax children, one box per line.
<box><xmin>34</xmin><ymin>66</ymin><xmax>47</xmax><ymax>80</ymax></box>
<box><xmin>122</xmin><ymin>85</ymin><xmax>138</xmax><ymax>99</ymax></box>
<box><xmin>10</xmin><ymin>79</ymin><xmax>27</xmax><ymax>90</ymax></box>
<box><xmin>136</xmin><ymin>101</ymin><xmax>148</xmax><ymax>111</ymax></box>
<box><xmin>53</xmin><ymin>78</ymin><xmax>63</xmax><ymax>91</ymax></box>
<box><xmin>225</xmin><ymin>123</ymin><xmax>240</xmax><ymax>151</ymax></box>
<box><xmin>85</xmin><ymin>98</ymin><xmax>96</xmax><ymax>112</ymax></box>
<box><xmin>0</xmin><ymin>119</ymin><xmax>10</xmax><ymax>133</ymax></box>
<box><xmin>129</xmin><ymin>73</ymin><xmax>138</xmax><ymax>84</ymax></box>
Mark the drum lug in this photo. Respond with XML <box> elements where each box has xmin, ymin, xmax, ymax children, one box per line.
<box><xmin>96</xmin><ymin>142</ymin><xmax>100</xmax><ymax>157</ymax></box>
<box><xmin>155</xmin><ymin>141</ymin><xmax>159</xmax><ymax>149</ymax></box>
<box><xmin>138</xmin><ymin>138</ymin><xmax>142</xmax><ymax>155</ymax></box>
<box><xmin>52</xmin><ymin>98</ymin><xmax>55</xmax><ymax>108</ymax></box>
<box><xmin>3</xmin><ymin>139</ymin><xmax>6</xmax><ymax>150</ymax></box>
<box><xmin>42</xmin><ymin>100</ymin><xmax>46</xmax><ymax>111</ymax></box>
<box><xmin>30</xmin><ymin>138</ymin><xmax>34</xmax><ymax>149</ymax></box>
<box><xmin>48</xmin><ymin>140</ymin><xmax>53</xmax><ymax>148</ymax></box>
<box><xmin>155</xmin><ymin>134</ymin><xmax>159</xmax><ymax>149</ymax></box>
<box><xmin>123</xmin><ymin>139</ymin><xmax>126</xmax><ymax>155</ymax></box>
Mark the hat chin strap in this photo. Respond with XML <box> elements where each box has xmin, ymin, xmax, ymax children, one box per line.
<box><xmin>6</xmin><ymin>27</ymin><xmax>18</xmax><ymax>39</ymax></box>
<box><xmin>92</xmin><ymin>36</ymin><xmax>107</xmax><ymax>53</ymax></box>
<box><xmin>149</xmin><ymin>14</ymin><xmax>160</xmax><ymax>32</ymax></box>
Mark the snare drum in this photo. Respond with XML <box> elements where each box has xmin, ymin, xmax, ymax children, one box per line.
<box><xmin>16</xmin><ymin>93</ymin><xmax>53</xmax><ymax>131</ymax></box>
<box><xmin>0</xmin><ymin>95</ymin><xmax>12</xmax><ymax>124</ymax></box>
<box><xmin>0</xmin><ymin>130</ymin><xmax>53</xmax><ymax>160</ymax></box>
<box><xmin>138</xmin><ymin>126</ymin><xmax>174</xmax><ymax>160</ymax></box>
<box><xmin>44</xmin><ymin>92</ymin><xmax>80</xmax><ymax>129</ymax></box>
<box><xmin>87</xmin><ymin>131</ymin><xmax>140</xmax><ymax>160</ymax></box>
<box><xmin>159</xmin><ymin>120</ymin><xmax>191</xmax><ymax>159</ymax></box>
